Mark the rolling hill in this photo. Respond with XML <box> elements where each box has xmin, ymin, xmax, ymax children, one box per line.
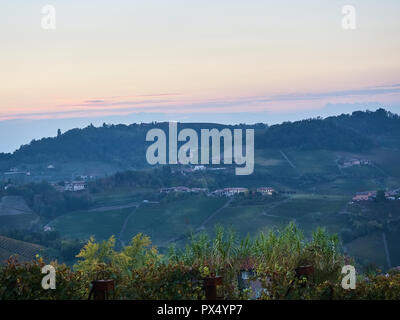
<box><xmin>0</xmin><ymin>108</ymin><xmax>399</xmax><ymax>269</ymax></box>
<box><xmin>0</xmin><ymin>196</ymin><xmax>40</xmax><ymax>233</ymax></box>
<box><xmin>0</xmin><ymin>109</ymin><xmax>398</xmax><ymax>180</ymax></box>
<box><xmin>0</xmin><ymin>235</ymin><xmax>44</xmax><ymax>264</ymax></box>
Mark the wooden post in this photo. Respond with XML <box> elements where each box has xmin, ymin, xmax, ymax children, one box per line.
<box><xmin>295</xmin><ymin>265</ymin><xmax>314</xmax><ymax>279</ymax></box>
<box><xmin>204</xmin><ymin>276</ymin><xmax>223</xmax><ymax>300</ymax></box>
<box><xmin>88</xmin><ymin>280</ymin><xmax>115</xmax><ymax>300</ymax></box>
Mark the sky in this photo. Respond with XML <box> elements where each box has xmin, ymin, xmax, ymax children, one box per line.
<box><xmin>0</xmin><ymin>0</ymin><xmax>400</xmax><ymax>152</ymax></box>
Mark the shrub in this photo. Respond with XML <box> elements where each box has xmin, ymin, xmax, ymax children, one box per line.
<box><xmin>0</xmin><ymin>257</ymin><xmax>86</xmax><ymax>300</ymax></box>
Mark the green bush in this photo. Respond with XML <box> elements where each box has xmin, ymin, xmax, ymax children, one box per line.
<box><xmin>0</xmin><ymin>257</ymin><xmax>86</xmax><ymax>300</ymax></box>
<box><xmin>1</xmin><ymin>224</ymin><xmax>399</xmax><ymax>300</ymax></box>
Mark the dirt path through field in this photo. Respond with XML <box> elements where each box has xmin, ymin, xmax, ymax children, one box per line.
<box><xmin>117</xmin><ymin>204</ymin><xmax>140</xmax><ymax>247</ymax></box>
<box><xmin>382</xmin><ymin>232</ymin><xmax>392</xmax><ymax>269</ymax></box>
<box><xmin>260</xmin><ymin>197</ymin><xmax>296</xmax><ymax>223</ymax></box>
<box><xmin>88</xmin><ymin>202</ymin><xmax>139</xmax><ymax>212</ymax></box>
<box><xmin>167</xmin><ymin>198</ymin><xmax>233</xmax><ymax>244</ymax></box>
<box><xmin>279</xmin><ymin>150</ymin><xmax>300</xmax><ymax>175</ymax></box>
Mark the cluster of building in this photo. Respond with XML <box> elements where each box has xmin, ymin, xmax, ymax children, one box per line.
<box><xmin>339</xmin><ymin>158</ymin><xmax>371</xmax><ymax>168</ymax></box>
<box><xmin>52</xmin><ymin>181</ymin><xmax>87</xmax><ymax>192</ymax></box>
<box><xmin>256</xmin><ymin>187</ymin><xmax>276</xmax><ymax>196</ymax></box>
<box><xmin>351</xmin><ymin>188</ymin><xmax>400</xmax><ymax>202</ymax></box>
<box><xmin>181</xmin><ymin>165</ymin><xmax>227</xmax><ymax>173</ymax></box>
<box><xmin>211</xmin><ymin>187</ymin><xmax>277</xmax><ymax>197</ymax></box>
<box><xmin>160</xmin><ymin>187</ymin><xmax>209</xmax><ymax>194</ymax></box>
<box><xmin>211</xmin><ymin>187</ymin><xmax>249</xmax><ymax>197</ymax></box>
<box><xmin>160</xmin><ymin>186</ymin><xmax>276</xmax><ymax>197</ymax></box>
<box><xmin>352</xmin><ymin>191</ymin><xmax>377</xmax><ymax>202</ymax></box>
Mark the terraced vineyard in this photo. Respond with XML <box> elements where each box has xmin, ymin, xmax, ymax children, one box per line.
<box><xmin>0</xmin><ymin>236</ymin><xmax>44</xmax><ymax>263</ymax></box>
<box><xmin>0</xmin><ymin>196</ymin><xmax>39</xmax><ymax>233</ymax></box>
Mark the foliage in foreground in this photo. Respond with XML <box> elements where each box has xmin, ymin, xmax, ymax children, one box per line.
<box><xmin>1</xmin><ymin>223</ymin><xmax>400</xmax><ymax>300</ymax></box>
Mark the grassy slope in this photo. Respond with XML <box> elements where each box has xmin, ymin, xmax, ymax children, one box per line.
<box><xmin>0</xmin><ymin>196</ymin><xmax>39</xmax><ymax>233</ymax></box>
<box><xmin>51</xmin><ymin>195</ymin><xmax>226</xmax><ymax>245</ymax></box>
<box><xmin>387</xmin><ymin>230</ymin><xmax>400</xmax><ymax>267</ymax></box>
<box><xmin>204</xmin><ymin>194</ymin><xmax>349</xmax><ymax>240</ymax></box>
<box><xmin>0</xmin><ymin>236</ymin><xmax>44</xmax><ymax>263</ymax></box>
<box><xmin>346</xmin><ymin>232</ymin><xmax>387</xmax><ymax>269</ymax></box>
<box><xmin>30</xmin><ymin>147</ymin><xmax>400</xmax><ymax>268</ymax></box>
<box><xmin>50</xmin><ymin>207</ymin><xmax>133</xmax><ymax>241</ymax></box>
<box><xmin>284</xmin><ymin>149</ymin><xmax>339</xmax><ymax>175</ymax></box>
<box><xmin>122</xmin><ymin>195</ymin><xmax>227</xmax><ymax>247</ymax></box>
<box><xmin>0</xmin><ymin>214</ymin><xmax>39</xmax><ymax>233</ymax></box>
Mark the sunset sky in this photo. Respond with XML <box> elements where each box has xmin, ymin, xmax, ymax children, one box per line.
<box><xmin>0</xmin><ymin>0</ymin><xmax>400</xmax><ymax>151</ymax></box>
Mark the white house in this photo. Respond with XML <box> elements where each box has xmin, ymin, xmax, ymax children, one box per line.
<box><xmin>212</xmin><ymin>187</ymin><xmax>248</xmax><ymax>197</ymax></box>
<box><xmin>256</xmin><ymin>187</ymin><xmax>276</xmax><ymax>196</ymax></box>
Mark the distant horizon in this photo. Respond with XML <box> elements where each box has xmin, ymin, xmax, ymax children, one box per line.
<box><xmin>1</xmin><ymin>104</ymin><xmax>398</xmax><ymax>154</ymax></box>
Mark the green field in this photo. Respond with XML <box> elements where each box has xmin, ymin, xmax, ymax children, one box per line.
<box><xmin>254</xmin><ymin>149</ymin><xmax>298</xmax><ymax>182</ymax></box>
<box><xmin>91</xmin><ymin>188</ymin><xmax>153</xmax><ymax>207</ymax></box>
<box><xmin>49</xmin><ymin>193</ymin><xmax>350</xmax><ymax>252</ymax></box>
<box><xmin>122</xmin><ymin>195</ymin><xmax>227</xmax><ymax>247</ymax></box>
<box><xmin>346</xmin><ymin>232</ymin><xmax>387</xmax><ymax>269</ymax></box>
<box><xmin>50</xmin><ymin>195</ymin><xmax>227</xmax><ymax>247</ymax></box>
<box><xmin>204</xmin><ymin>204</ymin><xmax>288</xmax><ymax>240</ymax></box>
<box><xmin>2</xmin><ymin>146</ymin><xmax>398</xmax><ymax>269</ymax></box>
<box><xmin>201</xmin><ymin>194</ymin><xmax>349</xmax><ymax>241</ymax></box>
<box><xmin>283</xmin><ymin>149</ymin><xmax>339</xmax><ymax>175</ymax></box>
<box><xmin>386</xmin><ymin>230</ymin><xmax>400</xmax><ymax>268</ymax></box>
<box><xmin>0</xmin><ymin>196</ymin><xmax>39</xmax><ymax>233</ymax></box>
<box><xmin>0</xmin><ymin>214</ymin><xmax>39</xmax><ymax>233</ymax></box>
<box><xmin>362</xmin><ymin>149</ymin><xmax>400</xmax><ymax>178</ymax></box>
<box><xmin>51</xmin><ymin>208</ymin><xmax>134</xmax><ymax>241</ymax></box>
<box><xmin>48</xmin><ymin>188</ymin><xmax>398</xmax><ymax>270</ymax></box>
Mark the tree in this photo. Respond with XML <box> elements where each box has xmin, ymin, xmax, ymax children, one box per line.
<box><xmin>57</xmin><ymin>129</ymin><xmax>61</xmax><ymax>137</ymax></box>
<box><xmin>376</xmin><ymin>190</ymin><xmax>386</xmax><ymax>202</ymax></box>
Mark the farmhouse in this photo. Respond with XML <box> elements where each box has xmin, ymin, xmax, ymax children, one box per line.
<box><xmin>256</xmin><ymin>187</ymin><xmax>276</xmax><ymax>196</ymax></box>
<box><xmin>341</xmin><ymin>158</ymin><xmax>371</xmax><ymax>168</ymax></box>
<box><xmin>212</xmin><ymin>187</ymin><xmax>248</xmax><ymax>197</ymax></box>
<box><xmin>65</xmin><ymin>181</ymin><xmax>87</xmax><ymax>192</ymax></box>
<box><xmin>385</xmin><ymin>189</ymin><xmax>400</xmax><ymax>200</ymax></box>
<box><xmin>352</xmin><ymin>191</ymin><xmax>376</xmax><ymax>202</ymax></box>
<box><xmin>387</xmin><ymin>188</ymin><xmax>400</xmax><ymax>197</ymax></box>
<box><xmin>352</xmin><ymin>189</ymin><xmax>400</xmax><ymax>202</ymax></box>
<box><xmin>189</xmin><ymin>188</ymin><xmax>209</xmax><ymax>193</ymax></box>
<box><xmin>160</xmin><ymin>186</ymin><xmax>190</xmax><ymax>193</ymax></box>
